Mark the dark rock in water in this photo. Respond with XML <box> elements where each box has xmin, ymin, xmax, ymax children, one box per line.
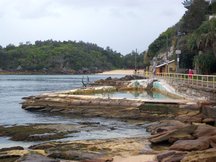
<box><xmin>105</xmin><ymin>77</ymin><xmax>112</xmax><ymax>80</ymax></box>
<box><xmin>119</xmin><ymin>75</ymin><xmax>145</xmax><ymax>81</ymax></box>
<box><xmin>78</xmin><ymin>122</ymin><xmax>100</xmax><ymax>125</ymax></box>
<box><xmin>29</xmin><ymin>143</ymin><xmax>55</xmax><ymax>150</ymax></box>
<box><xmin>16</xmin><ymin>153</ymin><xmax>59</xmax><ymax>162</ymax></box>
<box><xmin>0</xmin><ymin>146</ymin><xmax>24</xmax><ymax>152</ymax></box>
<box><xmin>91</xmin><ymin>75</ymin><xmax>146</xmax><ymax>87</ymax></box>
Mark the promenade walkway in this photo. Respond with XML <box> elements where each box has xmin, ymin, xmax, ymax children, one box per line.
<box><xmin>136</xmin><ymin>72</ymin><xmax>216</xmax><ymax>91</ymax></box>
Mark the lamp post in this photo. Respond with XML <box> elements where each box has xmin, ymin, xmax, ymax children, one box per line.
<box><xmin>134</xmin><ymin>49</ymin><xmax>138</xmax><ymax>74</ymax></box>
<box><xmin>166</xmin><ymin>35</ymin><xmax>169</xmax><ymax>73</ymax></box>
<box><xmin>175</xmin><ymin>31</ymin><xmax>185</xmax><ymax>73</ymax></box>
<box><xmin>176</xmin><ymin>49</ymin><xmax>181</xmax><ymax>73</ymax></box>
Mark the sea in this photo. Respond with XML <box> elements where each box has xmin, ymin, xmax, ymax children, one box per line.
<box><xmin>0</xmin><ymin>74</ymin><xmax>149</xmax><ymax>148</ymax></box>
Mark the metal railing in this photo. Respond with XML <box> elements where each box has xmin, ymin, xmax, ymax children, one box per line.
<box><xmin>155</xmin><ymin>73</ymin><xmax>216</xmax><ymax>90</ymax></box>
<box><xmin>135</xmin><ymin>71</ymin><xmax>216</xmax><ymax>90</ymax></box>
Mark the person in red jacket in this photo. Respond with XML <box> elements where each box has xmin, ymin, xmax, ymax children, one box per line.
<box><xmin>188</xmin><ymin>69</ymin><xmax>193</xmax><ymax>79</ymax></box>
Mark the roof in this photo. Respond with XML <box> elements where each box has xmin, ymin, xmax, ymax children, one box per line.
<box><xmin>156</xmin><ymin>60</ymin><xmax>175</xmax><ymax>68</ymax></box>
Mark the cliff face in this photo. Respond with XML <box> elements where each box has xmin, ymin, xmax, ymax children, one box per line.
<box><xmin>145</xmin><ymin>0</ymin><xmax>216</xmax><ymax>74</ymax></box>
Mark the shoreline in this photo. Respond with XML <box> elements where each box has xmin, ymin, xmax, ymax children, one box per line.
<box><xmin>0</xmin><ymin>69</ymin><xmax>136</xmax><ymax>75</ymax></box>
<box><xmin>98</xmin><ymin>69</ymin><xmax>136</xmax><ymax>75</ymax></box>
<box><xmin>0</xmin><ymin>69</ymin><xmax>137</xmax><ymax>75</ymax></box>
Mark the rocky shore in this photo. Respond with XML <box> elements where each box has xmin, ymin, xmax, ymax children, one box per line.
<box><xmin>1</xmin><ymin>75</ymin><xmax>216</xmax><ymax>162</ymax></box>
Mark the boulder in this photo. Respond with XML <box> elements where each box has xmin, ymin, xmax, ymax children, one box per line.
<box><xmin>201</xmin><ymin>105</ymin><xmax>216</xmax><ymax>119</ymax></box>
<box><xmin>157</xmin><ymin>151</ymin><xmax>176</xmax><ymax>161</ymax></box>
<box><xmin>182</xmin><ymin>148</ymin><xmax>216</xmax><ymax>162</ymax></box>
<box><xmin>193</xmin><ymin>125</ymin><xmax>216</xmax><ymax>138</ymax></box>
<box><xmin>169</xmin><ymin>138</ymin><xmax>210</xmax><ymax>151</ymax></box>
<box><xmin>209</xmin><ymin>135</ymin><xmax>216</xmax><ymax>148</ymax></box>
<box><xmin>149</xmin><ymin>125</ymin><xmax>197</xmax><ymax>144</ymax></box>
<box><xmin>146</xmin><ymin>120</ymin><xmax>188</xmax><ymax>135</ymax></box>
<box><xmin>176</xmin><ymin>113</ymin><xmax>204</xmax><ymax>123</ymax></box>
<box><xmin>202</xmin><ymin>118</ymin><xmax>215</xmax><ymax>125</ymax></box>
<box><xmin>160</xmin><ymin>152</ymin><xmax>187</xmax><ymax>162</ymax></box>
<box><xmin>29</xmin><ymin>143</ymin><xmax>55</xmax><ymax>150</ymax></box>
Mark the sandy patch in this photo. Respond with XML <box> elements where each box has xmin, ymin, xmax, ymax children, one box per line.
<box><xmin>99</xmin><ymin>69</ymin><xmax>136</xmax><ymax>75</ymax></box>
<box><xmin>113</xmin><ymin>154</ymin><xmax>157</xmax><ymax>162</ymax></box>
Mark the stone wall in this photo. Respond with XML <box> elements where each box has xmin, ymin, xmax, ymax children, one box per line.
<box><xmin>165</xmin><ymin>79</ymin><xmax>216</xmax><ymax>101</ymax></box>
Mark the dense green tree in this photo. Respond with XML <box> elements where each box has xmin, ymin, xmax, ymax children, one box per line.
<box><xmin>180</xmin><ymin>0</ymin><xmax>209</xmax><ymax>34</ymax></box>
<box><xmin>194</xmin><ymin>53</ymin><xmax>216</xmax><ymax>74</ymax></box>
<box><xmin>147</xmin><ymin>27</ymin><xmax>176</xmax><ymax>60</ymax></box>
<box><xmin>0</xmin><ymin>40</ymin><xmax>137</xmax><ymax>73</ymax></box>
<box><xmin>122</xmin><ymin>51</ymin><xmax>144</xmax><ymax>69</ymax></box>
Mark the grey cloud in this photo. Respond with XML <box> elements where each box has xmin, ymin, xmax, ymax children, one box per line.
<box><xmin>0</xmin><ymin>0</ymin><xmax>60</xmax><ymax>19</ymax></box>
<box><xmin>52</xmin><ymin>0</ymin><xmax>143</xmax><ymax>8</ymax></box>
<box><xmin>0</xmin><ymin>0</ymin><xmax>186</xmax><ymax>54</ymax></box>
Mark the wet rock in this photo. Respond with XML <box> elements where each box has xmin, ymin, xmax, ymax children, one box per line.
<box><xmin>78</xmin><ymin>122</ymin><xmax>100</xmax><ymax>125</ymax></box>
<box><xmin>27</xmin><ymin>132</ymin><xmax>68</xmax><ymax>141</ymax></box>
<box><xmin>182</xmin><ymin>148</ymin><xmax>216</xmax><ymax>162</ymax></box>
<box><xmin>29</xmin><ymin>143</ymin><xmax>56</xmax><ymax>150</ymax></box>
<box><xmin>16</xmin><ymin>153</ymin><xmax>59</xmax><ymax>162</ymax></box>
<box><xmin>48</xmin><ymin>151</ymin><xmax>101</xmax><ymax>161</ymax></box>
<box><xmin>0</xmin><ymin>146</ymin><xmax>24</xmax><ymax>152</ymax></box>
<box><xmin>169</xmin><ymin>138</ymin><xmax>210</xmax><ymax>151</ymax></box>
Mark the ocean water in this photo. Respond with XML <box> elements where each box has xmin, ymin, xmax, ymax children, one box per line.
<box><xmin>0</xmin><ymin>74</ymin><xmax>123</xmax><ymax>125</ymax></box>
<box><xmin>0</xmin><ymin>74</ymin><xmax>149</xmax><ymax>148</ymax></box>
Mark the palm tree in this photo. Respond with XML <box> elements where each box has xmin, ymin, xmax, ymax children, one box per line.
<box><xmin>196</xmin><ymin>19</ymin><xmax>216</xmax><ymax>54</ymax></box>
<box><xmin>182</xmin><ymin>0</ymin><xmax>193</xmax><ymax>9</ymax></box>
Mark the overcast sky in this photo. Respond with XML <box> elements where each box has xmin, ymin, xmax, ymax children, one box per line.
<box><xmin>0</xmin><ymin>0</ymin><xmax>186</xmax><ymax>54</ymax></box>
